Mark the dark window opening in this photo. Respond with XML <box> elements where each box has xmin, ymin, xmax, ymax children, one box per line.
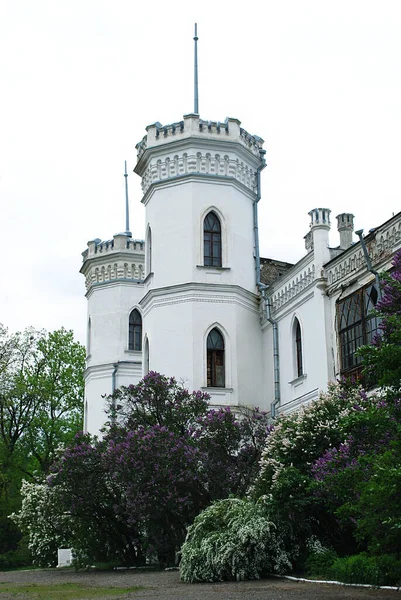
<box><xmin>207</xmin><ymin>328</ymin><xmax>225</xmax><ymax>387</ymax></box>
<box><xmin>204</xmin><ymin>212</ymin><xmax>222</xmax><ymax>267</ymax></box>
<box><xmin>337</xmin><ymin>283</ymin><xmax>380</xmax><ymax>377</ymax></box>
<box><xmin>295</xmin><ymin>319</ymin><xmax>303</xmax><ymax>377</ymax></box>
<box><xmin>129</xmin><ymin>309</ymin><xmax>142</xmax><ymax>351</ymax></box>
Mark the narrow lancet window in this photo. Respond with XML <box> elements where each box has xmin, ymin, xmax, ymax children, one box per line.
<box><xmin>295</xmin><ymin>319</ymin><xmax>303</xmax><ymax>377</ymax></box>
<box><xmin>204</xmin><ymin>212</ymin><xmax>222</xmax><ymax>267</ymax></box>
<box><xmin>207</xmin><ymin>328</ymin><xmax>225</xmax><ymax>387</ymax></box>
<box><xmin>129</xmin><ymin>309</ymin><xmax>142</xmax><ymax>351</ymax></box>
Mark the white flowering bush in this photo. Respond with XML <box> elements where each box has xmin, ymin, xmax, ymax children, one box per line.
<box><xmin>10</xmin><ymin>481</ymin><xmax>73</xmax><ymax>567</ymax></box>
<box><xmin>253</xmin><ymin>383</ymin><xmax>375</xmax><ymax>496</ymax></box>
<box><xmin>179</xmin><ymin>498</ymin><xmax>291</xmax><ymax>582</ymax></box>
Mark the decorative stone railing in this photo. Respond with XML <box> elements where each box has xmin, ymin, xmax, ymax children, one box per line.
<box><xmin>326</xmin><ymin>213</ymin><xmax>401</xmax><ymax>288</ymax></box>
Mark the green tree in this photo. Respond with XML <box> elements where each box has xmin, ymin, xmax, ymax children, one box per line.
<box><xmin>0</xmin><ymin>325</ymin><xmax>85</xmax><ymax>558</ymax></box>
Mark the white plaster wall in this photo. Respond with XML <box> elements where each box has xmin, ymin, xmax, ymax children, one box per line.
<box><xmin>87</xmin><ymin>282</ymin><xmax>144</xmax><ymax>366</ymax></box>
<box><xmin>84</xmin><ymin>281</ymin><xmax>144</xmax><ymax>434</ymax></box>
<box><xmin>262</xmin><ymin>286</ymin><xmax>330</xmax><ymax>415</ymax></box>
<box><xmin>144</xmin><ymin>178</ymin><xmax>256</xmax><ymax>293</ymax></box>
<box><xmin>142</xmin><ymin>290</ymin><xmax>263</xmax><ymax>409</ymax></box>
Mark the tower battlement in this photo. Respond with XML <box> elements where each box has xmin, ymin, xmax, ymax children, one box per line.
<box><xmin>82</xmin><ymin>234</ymin><xmax>144</xmax><ymax>261</ymax></box>
<box><xmin>135</xmin><ymin>114</ymin><xmax>265</xmax><ymax>198</ymax></box>
<box><xmin>81</xmin><ymin>233</ymin><xmax>145</xmax><ymax>292</ymax></box>
<box><xmin>135</xmin><ymin>114</ymin><xmax>264</xmax><ymax>161</ymax></box>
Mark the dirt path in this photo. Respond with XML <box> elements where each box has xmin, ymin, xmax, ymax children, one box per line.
<box><xmin>0</xmin><ymin>569</ymin><xmax>399</xmax><ymax>599</ymax></box>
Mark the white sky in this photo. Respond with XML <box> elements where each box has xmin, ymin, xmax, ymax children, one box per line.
<box><xmin>1</xmin><ymin>0</ymin><xmax>400</xmax><ymax>344</ymax></box>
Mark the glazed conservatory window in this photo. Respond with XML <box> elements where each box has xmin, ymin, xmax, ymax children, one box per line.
<box><xmin>207</xmin><ymin>328</ymin><xmax>225</xmax><ymax>387</ymax></box>
<box><xmin>337</xmin><ymin>283</ymin><xmax>379</xmax><ymax>376</ymax></box>
<box><xmin>129</xmin><ymin>309</ymin><xmax>142</xmax><ymax>351</ymax></box>
<box><xmin>204</xmin><ymin>211</ymin><xmax>222</xmax><ymax>267</ymax></box>
<box><xmin>295</xmin><ymin>319</ymin><xmax>303</xmax><ymax>377</ymax></box>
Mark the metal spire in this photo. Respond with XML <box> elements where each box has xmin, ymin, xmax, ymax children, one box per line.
<box><xmin>194</xmin><ymin>23</ymin><xmax>199</xmax><ymax>114</ymax></box>
<box><xmin>124</xmin><ymin>160</ymin><xmax>131</xmax><ymax>236</ymax></box>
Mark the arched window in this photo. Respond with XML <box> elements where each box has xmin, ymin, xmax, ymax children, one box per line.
<box><xmin>129</xmin><ymin>309</ymin><xmax>142</xmax><ymax>351</ymax></box>
<box><xmin>207</xmin><ymin>328</ymin><xmax>225</xmax><ymax>387</ymax></box>
<box><xmin>204</xmin><ymin>211</ymin><xmax>222</xmax><ymax>267</ymax></box>
<box><xmin>87</xmin><ymin>317</ymin><xmax>91</xmax><ymax>356</ymax></box>
<box><xmin>144</xmin><ymin>337</ymin><xmax>150</xmax><ymax>375</ymax></box>
<box><xmin>146</xmin><ymin>226</ymin><xmax>152</xmax><ymax>275</ymax></box>
<box><xmin>294</xmin><ymin>318</ymin><xmax>303</xmax><ymax>377</ymax></box>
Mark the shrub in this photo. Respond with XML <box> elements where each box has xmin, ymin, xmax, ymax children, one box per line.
<box><xmin>304</xmin><ymin>547</ymin><xmax>338</xmax><ymax>579</ymax></box>
<box><xmin>329</xmin><ymin>553</ymin><xmax>401</xmax><ymax>587</ymax></box>
<box><xmin>179</xmin><ymin>498</ymin><xmax>291</xmax><ymax>583</ymax></box>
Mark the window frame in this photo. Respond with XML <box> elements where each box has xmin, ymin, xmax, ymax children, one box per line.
<box><xmin>337</xmin><ymin>282</ymin><xmax>380</xmax><ymax>378</ymax></box>
<box><xmin>294</xmin><ymin>318</ymin><xmax>303</xmax><ymax>378</ymax></box>
<box><xmin>203</xmin><ymin>211</ymin><xmax>222</xmax><ymax>267</ymax></box>
<box><xmin>206</xmin><ymin>327</ymin><xmax>225</xmax><ymax>387</ymax></box>
<box><xmin>128</xmin><ymin>309</ymin><xmax>142</xmax><ymax>352</ymax></box>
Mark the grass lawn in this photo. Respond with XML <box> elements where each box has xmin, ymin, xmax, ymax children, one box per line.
<box><xmin>0</xmin><ymin>581</ymin><xmax>143</xmax><ymax>599</ymax></box>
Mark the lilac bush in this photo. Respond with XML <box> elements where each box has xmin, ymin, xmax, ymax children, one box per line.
<box><xmin>16</xmin><ymin>374</ymin><xmax>270</xmax><ymax>567</ymax></box>
<box><xmin>359</xmin><ymin>248</ymin><xmax>401</xmax><ymax>389</ymax></box>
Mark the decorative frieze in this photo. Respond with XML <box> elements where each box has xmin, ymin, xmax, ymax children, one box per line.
<box><xmin>326</xmin><ymin>214</ymin><xmax>401</xmax><ymax>289</ymax></box>
<box><xmin>84</xmin><ymin>261</ymin><xmax>145</xmax><ymax>290</ymax></box>
<box><xmin>140</xmin><ymin>150</ymin><xmax>257</xmax><ymax>195</ymax></box>
<box><xmin>270</xmin><ymin>263</ymin><xmax>316</xmax><ymax>312</ymax></box>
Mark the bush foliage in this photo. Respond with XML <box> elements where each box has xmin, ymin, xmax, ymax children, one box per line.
<box><xmin>180</xmin><ymin>498</ymin><xmax>291</xmax><ymax>582</ymax></box>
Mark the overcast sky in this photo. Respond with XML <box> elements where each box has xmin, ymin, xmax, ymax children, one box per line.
<box><xmin>1</xmin><ymin>0</ymin><xmax>400</xmax><ymax>344</ymax></box>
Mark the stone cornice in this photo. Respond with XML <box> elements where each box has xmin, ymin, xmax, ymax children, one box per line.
<box><xmin>139</xmin><ymin>282</ymin><xmax>259</xmax><ymax>315</ymax></box>
<box><xmin>80</xmin><ymin>250</ymin><xmax>145</xmax><ymax>275</ymax></box>
<box><xmin>141</xmin><ymin>173</ymin><xmax>258</xmax><ymax>206</ymax></box>
<box><xmin>85</xmin><ymin>278</ymin><xmax>144</xmax><ymax>299</ymax></box>
<box><xmin>135</xmin><ymin>136</ymin><xmax>263</xmax><ymax>176</ymax></box>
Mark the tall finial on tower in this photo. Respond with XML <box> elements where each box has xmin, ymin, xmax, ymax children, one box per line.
<box><xmin>194</xmin><ymin>23</ymin><xmax>199</xmax><ymax>114</ymax></box>
<box><xmin>124</xmin><ymin>160</ymin><xmax>131</xmax><ymax>237</ymax></box>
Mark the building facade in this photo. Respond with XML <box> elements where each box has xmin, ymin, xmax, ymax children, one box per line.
<box><xmin>81</xmin><ymin>113</ymin><xmax>401</xmax><ymax>434</ymax></box>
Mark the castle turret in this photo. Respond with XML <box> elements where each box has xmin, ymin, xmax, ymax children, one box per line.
<box><xmin>135</xmin><ymin>113</ymin><xmax>266</xmax><ymax>409</ymax></box>
<box><xmin>80</xmin><ymin>232</ymin><xmax>145</xmax><ymax>433</ymax></box>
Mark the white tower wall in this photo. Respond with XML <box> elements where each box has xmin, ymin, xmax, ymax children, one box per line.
<box><xmin>80</xmin><ymin>235</ymin><xmax>145</xmax><ymax>434</ymax></box>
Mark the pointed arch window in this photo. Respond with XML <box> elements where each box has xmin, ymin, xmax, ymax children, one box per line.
<box><xmin>294</xmin><ymin>318</ymin><xmax>303</xmax><ymax>377</ymax></box>
<box><xmin>207</xmin><ymin>328</ymin><xmax>225</xmax><ymax>387</ymax></box>
<box><xmin>204</xmin><ymin>211</ymin><xmax>222</xmax><ymax>267</ymax></box>
<box><xmin>146</xmin><ymin>226</ymin><xmax>152</xmax><ymax>275</ymax></box>
<box><xmin>129</xmin><ymin>309</ymin><xmax>142</xmax><ymax>351</ymax></box>
<box><xmin>144</xmin><ymin>337</ymin><xmax>150</xmax><ymax>375</ymax></box>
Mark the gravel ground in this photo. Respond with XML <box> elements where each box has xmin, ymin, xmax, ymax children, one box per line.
<box><xmin>0</xmin><ymin>569</ymin><xmax>400</xmax><ymax>600</ymax></box>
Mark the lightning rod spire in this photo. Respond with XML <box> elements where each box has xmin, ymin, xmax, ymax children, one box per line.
<box><xmin>124</xmin><ymin>160</ymin><xmax>131</xmax><ymax>236</ymax></box>
<box><xmin>194</xmin><ymin>23</ymin><xmax>199</xmax><ymax>114</ymax></box>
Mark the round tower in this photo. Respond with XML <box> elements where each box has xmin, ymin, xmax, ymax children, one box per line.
<box><xmin>80</xmin><ymin>233</ymin><xmax>145</xmax><ymax>433</ymax></box>
<box><xmin>135</xmin><ymin>113</ymin><xmax>266</xmax><ymax>409</ymax></box>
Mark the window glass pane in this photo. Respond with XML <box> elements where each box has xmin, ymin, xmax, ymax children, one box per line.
<box><xmin>207</xmin><ymin>328</ymin><xmax>224</xmax><ymax>350</ymax></box>
<box><xmin>204</xmin><ymin>212</ymin><xmax>222</xmax><ymax>267</ymax></box>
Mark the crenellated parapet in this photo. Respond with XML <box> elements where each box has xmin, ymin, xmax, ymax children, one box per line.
<box><xmin>80</xmin><ymin>232</ymin><xmax>145</xmax><ymax>292</ymax></box>
<box><xmin>326</xmin><ymin>212</ymin><xmax>401</xmax><ymax>291</ymax></box>
<box><xmin>134</xmin><ymin>114</ymin><xmax>265</xmax><ymax>198</ymax></box>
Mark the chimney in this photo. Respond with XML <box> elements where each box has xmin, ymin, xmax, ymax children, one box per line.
<box><xmin>336</xmin><ymin>213</ymin><xmax>354</xmax><ymax>250</ymax></box>
<box><xmin>308</xmin><ymin>208</ymin><xmax>331</xmax><ymax>271</ymax></box>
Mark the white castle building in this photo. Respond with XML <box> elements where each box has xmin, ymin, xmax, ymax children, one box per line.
<box><xmin>80</xmin><ymin>110</ymin><xmax>401</xmax><ymax>434</ymax></box>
